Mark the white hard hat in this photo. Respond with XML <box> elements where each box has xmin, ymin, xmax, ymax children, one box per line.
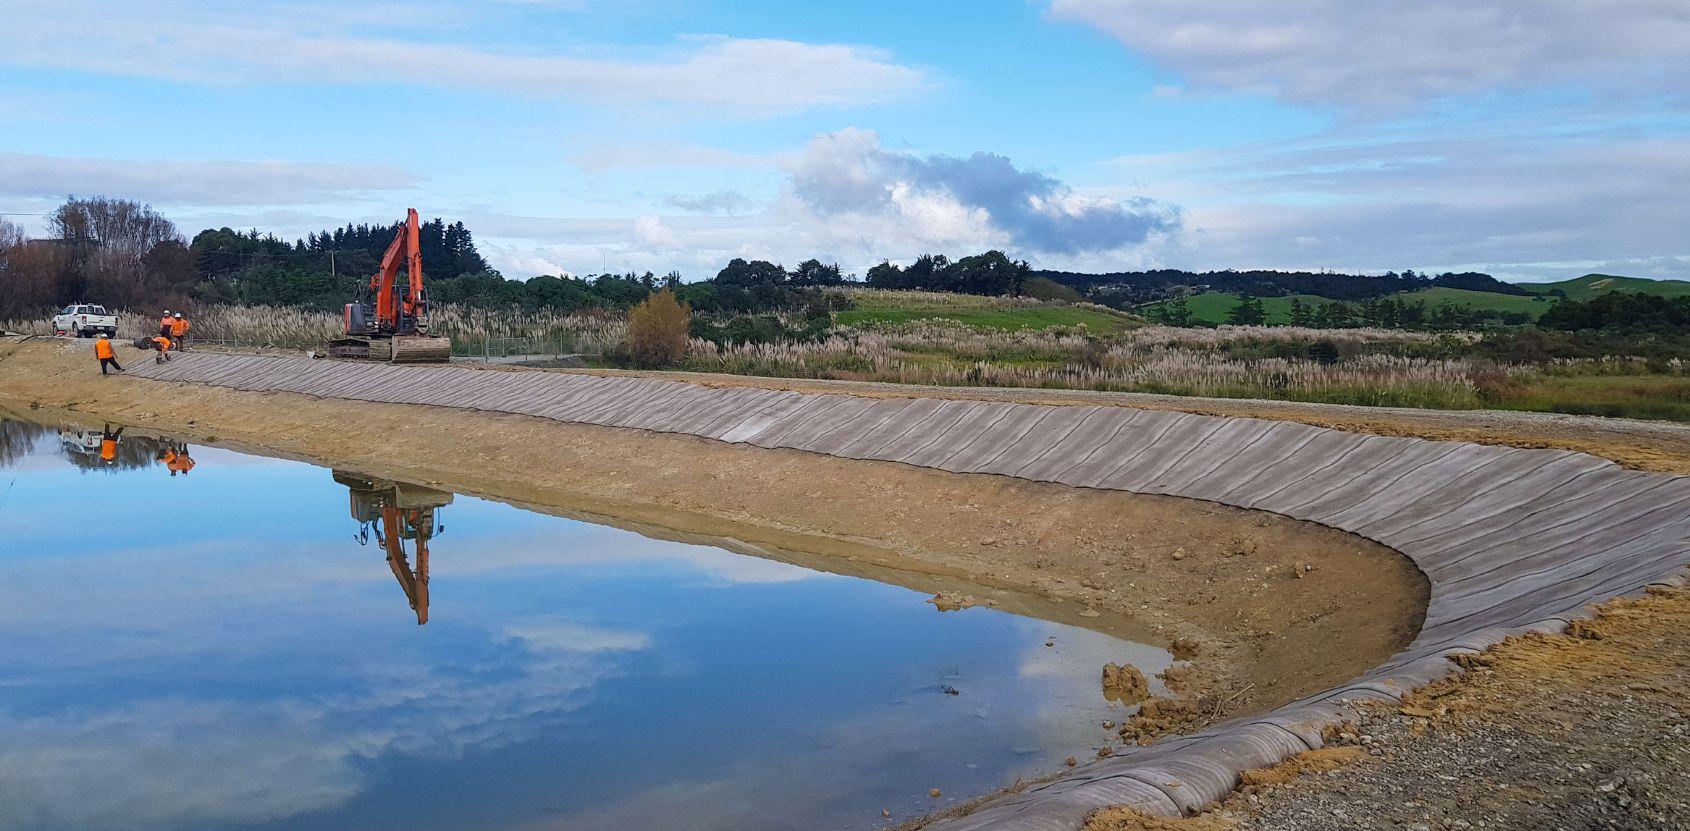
<box><xmin>174</xmin><ymin>313</ymin><xmax>183</xmax><ymax>318</ymax></box>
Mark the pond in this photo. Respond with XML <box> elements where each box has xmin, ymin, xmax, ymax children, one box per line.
<box><xmin>0</xmin><ymin>416</ymin><xmax>1169</xmax><ymax>831</ymax></box>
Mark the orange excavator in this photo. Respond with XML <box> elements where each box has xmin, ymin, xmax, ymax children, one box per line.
<box><xmin>325</xmin><ymin>208</ymin><xmax>453</xmax><ymax>363</ymax></box>
<box><xmin>335</xmin><ymin>471</ymin><xmax>453</xmax><ymax>625</ymax></box>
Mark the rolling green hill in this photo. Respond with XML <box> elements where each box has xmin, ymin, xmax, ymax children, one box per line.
<box><xmin>1518</xmin><ymin>274</ymin><xmax>1690</xmax><ymax>301</ymax></box>
<box><xmin>1399</xmin><ymin>287</ymin><xmax>1555</xmax><ymax>316</ymax></box>
<box><xmin>1152</xmin><ymin>287</ymin><xmax>1559</xmax><ymax>326</ymax></box>
<box><xmin>836</xmin><ymin>290</ymin><xmax>1138</xmax><ymax>333</ymax></box>
<box><xmin>1162</xmin><ymin>292</ymin><xmax>1329</xmax><ymax>325</ymax></box>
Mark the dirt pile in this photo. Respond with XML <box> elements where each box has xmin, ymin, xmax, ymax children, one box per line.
<box><xmin>1101</xmin><ymin>663</ymin><xmax>1150</xmax><ymax>703</ymax></box>
<box><xmin>927</xmin><ymin>592</ymin><xmax>980</xmax><ymax>612</ymax></box>
<box><xmin>1236</xmin><ymin>747</ymin><xmax>1368</xmax><ymax>789</ymax></box>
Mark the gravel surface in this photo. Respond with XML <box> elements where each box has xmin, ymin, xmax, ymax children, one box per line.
<box><xmin>1088</xmin><ymin>583</ymin><xmax>1690</xmax><ymax>831</ymax></box>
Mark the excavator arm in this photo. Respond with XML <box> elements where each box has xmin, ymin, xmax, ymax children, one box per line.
<box><xmin>368</xmin><ymin>208</ymin><xmax>426</xmax><ymax>332</ymax></box>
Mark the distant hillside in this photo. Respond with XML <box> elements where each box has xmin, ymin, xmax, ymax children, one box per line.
<box><xmin>1519</xmin><ymin>274</ymin><xmax>1690</xmax><ymax>301</ymax></box>
<box><xmin>1034</xmin><ymin>267</ymin><xmax>1524</xmax><ymax>309</ymax></box>
<box><xmin>1152</xmin><ymin>288</ymin><xmax>1555</xmax><ymax>326</ymax></box>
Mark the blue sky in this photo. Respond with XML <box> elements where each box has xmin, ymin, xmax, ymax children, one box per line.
<box><xmin>2</xmin><ymin>0</ymin><xmax>1687</xmax><ymax>282</ymax></box>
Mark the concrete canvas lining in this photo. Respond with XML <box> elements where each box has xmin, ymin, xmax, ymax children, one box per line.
<box><xmin>127</xmin><ymin>354</ymin><xmax>1690</xmax><ymax>829</ymax></box>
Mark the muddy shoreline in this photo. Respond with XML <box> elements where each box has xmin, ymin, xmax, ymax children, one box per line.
<box><xmin>1</xmin><ymin>336</ymin><xmax>1429</xmax><ymax>721</ymax></box>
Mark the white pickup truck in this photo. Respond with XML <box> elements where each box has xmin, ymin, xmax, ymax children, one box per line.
<box><xmin>52</xmin><ymin>304</ymin><xmax>119</xmax><ymax>338</ymax></box>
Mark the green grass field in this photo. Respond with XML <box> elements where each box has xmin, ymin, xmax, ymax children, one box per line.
<box><xmin>1398</xmin><ymin>287</ymin><xmax>1556</xmax><ymax>316</ymax></box>
<box><xmin>837</xmin><ymin>293</ymin><xmax>1137</xmax><ymax>333</ymax></box>
<box><xmin>1154</xmin><ymin>287</ymin><xmax>1558</xmax><ymax>325</ymax></box>
<box><xmin>1164</xmin><ymin>292</ymin><xmax>1329</xmax><ymax>325</ymax></box>
<box><xmin>1484</xmin><ymin>374</ymin><xmax>1690</xmax><ymax>422</ymax></box>
<box><xmin>1518</xmin><ymin>274</ymin><xmax>1690</xmax><ymax>301</ymax></box>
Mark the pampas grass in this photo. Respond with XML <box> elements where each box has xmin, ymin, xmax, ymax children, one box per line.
<box><xmin>2</xmin><ymin>305</ymin><xmax>625</xmax><ymax>355</ymax></box>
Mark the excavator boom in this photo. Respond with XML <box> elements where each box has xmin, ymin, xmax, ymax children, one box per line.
<box><xmin>328</xmin><ymin>208</ymin><xmax>451</xmax><ymax>363</ymax></box>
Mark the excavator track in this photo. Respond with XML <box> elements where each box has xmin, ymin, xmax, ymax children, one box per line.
<box><xmin>325</xmin><ymin>336</ymin><xmax>452</xmax><ymax>363</ymax></box>
<box><xmin>388</xmin><ymin>336</ymin><xmax>452</xmax><ymax>364</ymax></box>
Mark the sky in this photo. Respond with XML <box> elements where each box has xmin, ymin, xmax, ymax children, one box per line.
<box><xmin>1</xmin><ymin>0</ymin><xmax>1687</xmax><ymax>283</ymax></box>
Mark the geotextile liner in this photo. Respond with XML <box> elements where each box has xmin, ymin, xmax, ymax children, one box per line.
<box><xmin>127</xmin><ymin>353</ymin><xmax>1690</xmax><ymax>829</ymax></box>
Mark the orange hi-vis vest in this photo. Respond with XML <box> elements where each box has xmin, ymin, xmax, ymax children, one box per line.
<box><xmin>101</xmin><ymin>438</ymin><xmax>116</xmax><ymax>461</ymax></box>
<box><xmin>152</xmin><ymin>336</ymin><xmax>172</xmax><ymax>351</ymax></box>
<box><xmin>160</xmin><ymin>315</ymin><xmax>174</xmax><ymax>329</ymax></box>
<box><xmin>95</xmin><ymin>339</ymin><xmax>114</xmax><ymax>359</ymax></box>
<box><xmin>171</xmin><ymin>318</ymin><xmax>188</xmax><ymax>336</ymax></box>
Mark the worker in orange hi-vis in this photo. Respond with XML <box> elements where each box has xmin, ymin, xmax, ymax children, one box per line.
<box><xmin>158</xmin><ymin>309</ymin><xmax>175</xmax><ymax>339</ymax></box>
<box><xmin>94</xmin><ymin>333</ymin><xmax>124</xmax><ymax>374</ymax></box>
<box><xmin>150</xmin><ymin>335</ymin><xmax>173</xmax><ymax>363</ymax></box>
<box><xmin>100</xmin><ymin>424</ymin><xmax>123</xmax><ymax>464</ymax></box>
<box><xmin>170</xmin><ymin>312</ymin><xmax>190</xmax><ymax>351</ymax></box>
<box><xmin>172</xmin><ymin>446</ymin><xmax>196</xmax><ymax>477</ymax></box>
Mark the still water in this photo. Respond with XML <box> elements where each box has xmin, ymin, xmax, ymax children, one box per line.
<box><xmin>0</xmin><ymin>417</ymin><xmax>1167</xmax><ymax>831</ymax></box>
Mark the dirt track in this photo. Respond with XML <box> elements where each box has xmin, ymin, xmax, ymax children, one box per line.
<box><xmin>0</xmin><ymin>335</ymin><xmax>1429</xmax><ymax>720</ymax></box>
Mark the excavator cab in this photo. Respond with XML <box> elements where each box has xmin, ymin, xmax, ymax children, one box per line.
<box><xmin>334</xmin><ymin>471</ymin><xmax>454</xmax><ymax>625</ymax></box>
<box><xmin>325</xmin><ymin>208</ymin><xmax>452</xmax><ymax>363</ymax></box>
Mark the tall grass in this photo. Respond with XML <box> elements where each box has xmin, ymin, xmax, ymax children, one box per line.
<box><xmin>684</xmin><ymin>330</ymin><xmax>1494</xmax><ymax>408</ymax></box>
<box><xmin>2</xmin><ymin>305</ymin><xmax>626</xmax><ymax>355</ymax></box>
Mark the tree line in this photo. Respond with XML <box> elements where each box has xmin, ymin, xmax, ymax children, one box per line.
<box><xmin>863</xmin><ymin>251</ymin><xmax>1031</xmax><ymax>296</ymax></box>
<box><xmin>1148</xmin><ymin>294</ymin><xmax>1536</xmax><ymax>330</ymax></box>
<box><xmin>1036</xmin><ymin>267</ymin><xmax>1523</xmax><ymax>308</ymax></box>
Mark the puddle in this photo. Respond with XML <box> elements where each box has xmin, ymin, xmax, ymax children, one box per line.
<box><xmin>0</xmin><ymin>418</ymin><xmax>1171</xmax><ymax>831</ymax></box>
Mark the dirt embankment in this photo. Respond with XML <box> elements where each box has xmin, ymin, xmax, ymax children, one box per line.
<box><xmin>0</xmin><ymin>336</ymin><xmax>1433</xmax><ymax>716</ymax></box>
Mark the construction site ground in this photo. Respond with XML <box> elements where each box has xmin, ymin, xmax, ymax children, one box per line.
<box><xmin>1085</xmin><ymin>583</ymin><xmax>1690</xmax><ymax>831</ymax></box>
<box><xmin>2</xmin><ymin>335</ymin><xmax>1686</xmax><ymax>830</ymax></box>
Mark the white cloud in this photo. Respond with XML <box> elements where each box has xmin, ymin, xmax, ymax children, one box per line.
<box><xmin>1</xmin><ymin>2</ymin><xmax>929</xmax><ymax>114</ymax></box>
<box><xmin>0</xmin><ymin>152</ymin><xmax>416</xmax><ymax>206</ymax></box>
<box><xmin>1049</xmin><ymin>0</ymin><xmax>1690</xmax><ymax>108</ymax></box>
<box><xmin>633</xmin><ymin>214</ymin><xmax>680</xmax><ymax>248</ymax></box>
<box><xmin>1114</xmin><ymin>126</ymin><xmax>1690</xmax><ymax>278</ymax></box>
<box><xmin>503</xmin><ymin>620</ymin><xmax>652</xmax><ymax>653</ymax></box>
<box><xmin>781</xmin><ymin>128</ymin><xmax>1180</xmax><ymax>257</ymax></box>
<box><xmin>664</xmin><ymin>189</ymin><xmax>756</xmax><ymax>215</ymax></box>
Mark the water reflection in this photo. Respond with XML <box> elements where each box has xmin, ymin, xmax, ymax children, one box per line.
<box><xmin>334</xmin><ymin>472</ymin><xmax>450</xmax><ymax>625</ymax></box>
<box><xmin>0</xmin><ymin>415</ymin><xmax>1170</xmax><ymax>831</ymax></box>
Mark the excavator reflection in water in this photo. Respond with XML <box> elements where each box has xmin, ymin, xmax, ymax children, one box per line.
<box><xmin>333</xmin><ymin>471</ymin><xmax>452</xmax><ymax>625</ymax></box>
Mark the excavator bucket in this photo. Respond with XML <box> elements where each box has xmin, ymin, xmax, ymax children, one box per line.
<box><xmin>388</xmin><ymin>335</ymin><xmax>452</xmax><ymax>363</ymax></box>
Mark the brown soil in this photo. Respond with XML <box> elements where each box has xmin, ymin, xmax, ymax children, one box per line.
<box><xmin>0</xmin><ymin>336</ymin><xmax>1427</xmax><ymax>720</ymax></box>
<box><xmin>1085</xmin><ymin>804</ymin><xmax>1241</xmax><ymax>831</ymax></box>
<box><xmin>1236</xmin><ymin>748</ymin><xmax>1369</xmax><ymax>788</ymax></box>
<box><xmin>1102</xmin><ymin>663</ymin><xmax>1152</xmax><ymax>704</ymax></box>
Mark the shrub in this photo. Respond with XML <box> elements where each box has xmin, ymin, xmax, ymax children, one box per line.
<box><xmin>627</xmin><ymin>290</ymin><xmax>691</xmax><ymax>368</ymax></box>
